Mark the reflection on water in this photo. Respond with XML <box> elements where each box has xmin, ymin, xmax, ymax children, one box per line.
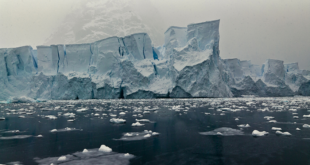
<box><xmin>0</xmin><ymin>97</ymin><xmax>310</xmax><ymax>164</ymax></box>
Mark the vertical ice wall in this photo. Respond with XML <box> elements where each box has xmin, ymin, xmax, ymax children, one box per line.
<box><xmin>37</xmin><ymin>46</ymin><xmax>57</xmax><ymax>75</ymax></box>
<box><xmin>64</xmin><ymin>44</ymin><xmax>92</xmax><ymax>73</ymax></box>
<box><xmin>262</xmin><ymin>59</ymin><xmax>286</xmax><ymax>85</ymax></box>
<box><xmin>164</xmin><ymin>26</ymin><xmax>187</xmax><ymax>56</ymax></box>
<box><xmin>187</xmin><ymin>20</ymin><xmax>220</xmax><ymax>52</ymax></box>
<box><xmin>90</xmin><ymin>37</ymin><xmax>121</xmax><ymax>75</ymax></box>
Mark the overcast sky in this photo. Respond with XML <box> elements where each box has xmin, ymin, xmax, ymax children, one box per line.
<box><xmin>0</xmin><ymin>0</ymin><xmax>309</xmax><ymax>69</ymax></box>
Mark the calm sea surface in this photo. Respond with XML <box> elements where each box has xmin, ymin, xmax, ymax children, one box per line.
<box><xmin>0</xmin><ymin>97</ymin><xmax>310</xmax><ymax>165</ymax></box>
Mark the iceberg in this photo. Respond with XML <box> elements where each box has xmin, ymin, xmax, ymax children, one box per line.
<box><xmin>0</xmin><ymin>19</ymin><xmax>309</xmax><ymax>102</ymax></box>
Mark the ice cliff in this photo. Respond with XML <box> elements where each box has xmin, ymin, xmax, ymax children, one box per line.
<box><xmin>0</xmin><ymin>20</ymin><xmax>310</xmax><ymax>101</ymax></box>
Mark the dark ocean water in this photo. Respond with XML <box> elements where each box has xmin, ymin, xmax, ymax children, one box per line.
<box><xmin>0</xmin><ymin>97</ymin><xmax>310</xmax><ymax>165</ymax></box>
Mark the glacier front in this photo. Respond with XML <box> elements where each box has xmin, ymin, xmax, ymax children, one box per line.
<box><xmin>0</xmin><ymin>20</ymin><xmax>310</xmax><ymax>102</ymax></box>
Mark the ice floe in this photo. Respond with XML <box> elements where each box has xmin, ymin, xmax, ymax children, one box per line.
<box><xmin>302</xmin><ymin>124</ymin><xmax>310</xmax><ymax>128</ymax></box>
<box><xmin>0</xmin><ymin>135</ymin><xmax>32</xmax><ymax>140</ymax></box>
<box><xmin>58</xmin><ymin>156</ymin><xmax>67</xmax><ymax>161</ymax></box>
<box><xmin>76</xmin><ymin>108</ymin><xmax>89</xmax><ymax>112</ymax></box>
<box><xmin>45</xmin><ymin>115</ymin><xmax>57</xmax><ymax>120</ymax></box>
<box><xmin>271</xmin><ymin>127</ymin><xmax>282</xmax><ymax>131</ymax></box>
<box><xmin>132</xmin><ymin>122</ymin><xmax>144</xmax><ymax>127</ymax></box>
<box><xmin>200</xmin><ymin>127</ymin><xmax>244</xmax><ymax>136</ymax></box>
<box><xmin>237</xmin><ymin>124</ymin><xmax>250</xmax><ymax>128</ymax></box>
<box><xmin>35</xmin><ymin>147</ymin><xmax>134</xmax><ymax>165</ymax></box>
<box><xmin>50</xmin><ymin>127</ymin><xmax>81</xmax><ymax>132</ymax></box>
<box><xmin>252</xmin><ymin>130</ymin><xmax>269</xmax><ymax>136</ymax></box>
<box><xmin>275</xmin><ymin>131</ymin><xmax>291</xmax><ymax>136</ymax></box>
<box><xmin>110</xmin><ymin>118</ymin><xmax>126</xmax><ymax>123</ymax></box>
<box><xmin>115</xmin><ymin>130</ymin><xmax>159</xmax><ymax>141</ymax></box>
<box><xmin>99</xmin><ymin>145</ymin><xmax>112</xmax><ymax>152</ymax></box>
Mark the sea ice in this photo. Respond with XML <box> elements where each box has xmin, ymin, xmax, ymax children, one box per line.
<box><xmin>237</xmin><ymin>124</ymin><xmax>250</xmax><ymax>128</ymax></box>
<box><xmin>45</xmin><ymin>115</ymin><xmax>57</xmax><ymax>120</ymax></box>
<box><xmin>99</xmin><ymin>145</ymin><xmax>112</xmax><ymax>152</ymax></box>
<box><xmin>135</xmin><ymin>119</ymin><xmax>151</xmax><ymax>122</ymax></box>
<box><xmin>275</xmin><ymin>131</ymin><xmax>291</xmax><ymax>136</ymax></box>
<box><xmin>115</xmin><ymin>131</ymin><xmax>158</xmax><ymax>141</ymax></box>
<box><xmin>76</xmin><ymin>108</ymin><xmax>89</xmax><ymax>112</ymax></box>
<box><xmin>303</xmin><ymin>124</ymin><xmax>310</xmax><ymax>128</ymax></box>
<box><xmin>144</xmin><ymin>134</ymin><xmax>151</xmax><ymax>138</ymax></box>
<box><xmin>264</xmin><ymin>116</ymin><xmax>274</xmax><ymax>120</ymax></box>
<box><xmin>58</xmin><ymin>156</ymin><xmax>67</xmax><ymax>161</ymax></box>
<box><xmin>252</xmin><ymin>130</ymin><xmax>269</xmax><ymax>136</ymax></box>
<box><xmin>132</xmin><ymin>122</ymin><xmax>144</xmax><ymax>127</ymax></box>
<box><xmin>271</xmin><ymin>127</ymin><xmax>282</xmax><ymax>131</ymax></box>
<box><xmin>110</xmin><ymin>118</ymin><xmax>126</xmax><ymax>123</ymax></box>
<box><xmin>0</xmin><ymin>135</ymin><xmax>32</xmax><ymax>140</ymax></box>
<box><xmin>200</xmin><ymin>127</ymin><xmax>244</xmax><ymax>136</ymax></box>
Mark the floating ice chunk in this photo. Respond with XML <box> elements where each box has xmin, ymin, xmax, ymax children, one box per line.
<box><xmin>35</xmin><ymin>148</ymin><xmax>134</xmax><ymax>164</ymax></box>
<box><xmin>268</xmin><ymin>120</ymin><xmax>277</xmax><ymax>123</ymax></box>
<box><xmin>63</xmin><ymin>113</ymin><xmax>75</xmax><ymax>118</ymax></box>
<box><xmin>119</xmin><ymin>112</ymin><xmax>126</xmax><ymax>115</ymax></box>
<box><xmin>110</xmin><ymin>118</ymin><xmax>126</xmax><ymax>123</ymax></box>
<box><xmin>143</xmin><ymin>111</ymin><xmax>150</xmax><ymax>114</ymax></box>
<box><xmin>124</xmin><ymin>133</ymin><xmax>133</xmax><ymax>137</ymax></box>
<box><xmin>76</xmin><ymin>108</ymin><xmax>88</xmax><ymax>112</ymax></box>
<box><xmin>221</xmin><ymin>108</ymin><xmax>231</xmax><ymax>111</ymax></box>
<box><xmin>276</xmin><ymin>131</ymin><xmax>291</xmax><ymax>136</ymax></box>
<box><xmin>7</xmin><ymin>96</ymin><xmax>35</xmax><ymax>103</ymax></box>
<box><xmin>152</xmin><ymin>132</ymin><xmax>159</xmax><ymax>136</ymax></box>
<box><xmin>132</xmin><ymin>122</ymin><xmax>144</xmax><ymax>127</ymax></box>
<box><xmin>264</xmin><ymin>116</ymin><xmax>274</xmax><ymax>120</ymax></box>
<box><xmin>296</xmin><ymin>128</ymin><xmax>301</xmax><ymax>130</ymax></box>
<box><xmin>94</xmin><ymin>113</ymin><xmax>100</xmax><ymax>116</ymax></box>
<box><xmin>50</xmin><ymin>128</ymin><xmax>81</xmax><ymax>132</ymax></box>
<box><xmin>303</xmin><ymin>115</ymin><xmax>310</xmax><ymax>118</ymax></box>
<box><xmin>220</xmin><ymin>113</ymin><xmax>225</xmax><ymax>115</ymax></box>
<box><xmin>45</xmin><ymin>115</ymin><xmax>57</xmax><ymax>120</ymax></box>
<box><xmin>271</xmin><ymin>127</ymin><xmax>282</xmax><ymax>131</ymax></box>
<box><xmin>200</xmin><ymin>127</ymin><xmax>244</xmax><ymax>136</ymax></box>
<box><xmin>289</xmin><ymin>109</ymin><xmax>297</xmax><ymax>112</ymax></box>
<box><xmin>82</xmin><ymin>149</ymin><xmax>88</xmax><ymax>153</ymax></box>
<box><xmin>51</xmin><ymin>129</ymin><xmax>57</xmax><ymax>132</ymax></box>
<box><xmin>135</xmin><ymin>119</ymin><xmax>151</xmax><ymax>122</ymax></box>
<box><xmin>58</xmin><ymin>156</ymin><xmax>66</xmax><ymax>161</ymax></box>
<box><xmin>293</xmin><ymin>116</ymin><xmax>299</xmax><ymax>119</ymax></box>
<box><xmin>258</xmin><ymin>108</ymin><xmax>270</xmax><ymax>112</ymax></box>
<box><xmin>237</xmin><ymin>124</ymin><xmax>250</xmax><ymax>128</ymax></box>
<box><xmin>0</xmin><ymin>117</ymin><xmax>5</xmax><ymax>120</ymax></box>
<box><xmin>110</xmin><ymin>114</ymin><xmax>117</xmax><ymax>117</ymax></box>
<box><xmin>252</xmin><ymin>130</ymin><xmax>269</xmax><ymax>136</ymax></box>
<box><xmin>65</xmin><ymin>127</ymin><xmax>72</xmax><ymax>131</ymax></box>
<box><xmin>205</xmin><ymin>113</ymin><xmax>210</xmax><ymax>115</ymax></box>
<box><xmin>37</xmin><ymin>135</ymin><xmax>43</xmax><ymax>138</ymax></box>
<box><xmin>235</xmin><ymin>118</ymin><xmax>239</xmax><ymax>121</ymax></box>
<box><xmin>116</xmin><ymin>131</ymin><xmax>156</xmax><ymax>141</ymax></box>
<box><xmin>303</xmin><ymin>124</ymin><xmax>310</xmax><ymax>128</ymax></box>
<box><xmin>144</xmin><ymin>134</ymin><xmax>151</xmax><ymax>138</ymax></box>
<box><xmin>124</xmin><ymin>153</ymin><xmax>131</xmax><ymax>157</ymax></box>
<box><xmin>0</xmin><ymin>135</ymin><xmax>32</xmax><ymax>140</ymax></box>
<box><xmin>18</xmin><ymin>115</ymin><xmax>25</xmax><ymax>118</ymax></box>
<box><xmin>99</xmin><ymin>145</ymin><xmax>112</xmax><ymax>152</ymax></box>
<box><xmin>68</xmin><ymin>119</ymin><xmax>75</xmax><ymax>122</ymax></box>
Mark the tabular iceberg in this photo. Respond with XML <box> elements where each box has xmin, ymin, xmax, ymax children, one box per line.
<box><xmin>0</xmin><ymin>20</ymin><xmax>309</xmax><ymax>102</ymax></box>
